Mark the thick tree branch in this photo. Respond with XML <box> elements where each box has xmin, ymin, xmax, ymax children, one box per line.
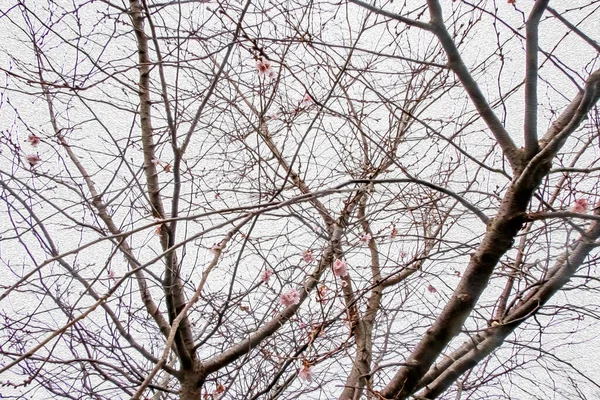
<box><xmin>417</xmin><ymin>207</ymin><xmax>600</xmax><ymax>398</ymax></box>
<box><xmin>129</xmin><ymin>0</ymin><xmax>195</xmax><ymax>368</ymax></box>
<box><xmin>536</xmin><ymin>69</ymin><xmax>600</xmax><ymax>158</ymax></box>
<box><xmin>547</xmin><ymin>7</ymin><xmax>600</xmax><ymax>53</ymax></box>
<box><xmin>426</xmin><ymin>0</ymin><xmax>521</xmax><ymax>171</ymax></box>
<box><xmin>380</xmin><ymin>67</ymin><xmax>600</xmax><ymax>399</ymax></box>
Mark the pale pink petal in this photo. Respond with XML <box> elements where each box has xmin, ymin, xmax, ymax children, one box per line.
<box><xmin>26</xmin><ymin>154</ymin><xmax>41</xmax><ymax>166</ymax></box>
<box><xmin>280</xmin><ymin>288</ymin><xmax>301</xmax><ymax>307</ymax></box>
<box><xmin>359</xmin><ymin>233</ymin><xmax>372</xmax><ymax>244</ymax></box>
<box><xmin>302</xmin><ymin>249</ymin><xmax>315</xmax><ymax>263</ymax></box>
<box><xmin>256</xmin><ymin>59</ymin><xmax>273</xmax><ymax>77</ymax></box>
<box><xmin>333</xmin><ymin>259</ymin><xmax>348</xmax><ymax>277</ymax></box>
<box><xmin>427</xmin><ymin>284</ymin><xmax>437</xmax><ymax>293</ymax></box>
<box><xmin>298</xmin><ymin>366</ymin><xmax>312</xmax><ymax>382</ymax></box>
<box><xmin>27</xmin><ymin>134</ymin><xmax>41</xmax><ymax>146</ymax></box>
<box><xmin>301</xmin><ymin>94</ymin><xmax>312</xmax><ymax>106</ymax></box>
<box><xmin>572</xmin><ymin>198</ymin><xmax>588</xmax><ymax>213</ymax></box>
<box><xmin>261</xmin><ymin>268</ymin><xmax>273</xmax><ymax>283</ymax></box>
<box><xmin>316</xmin><ymin>285</ymin><xmax>328</xmax><ymax>303</ymax></box>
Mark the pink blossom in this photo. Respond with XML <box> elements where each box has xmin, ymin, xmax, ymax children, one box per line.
<box><xmin>427</xmin><ymin>284</ymin><xmax>437</xmax><ymax>293</ymax></box>
<box><xmin>333</xmin><ymin>259</ymin><xmax>348</xmax><ymax>277</ymax></box>
<box><xmin>298</xmin><ymin>365</ymin><xmax>312</xmax><ymax>382</ymax></box>
<box><xmin>390</xmin><ymin>227</ymin><xmax>398</xmax><ymax>239</ymax></box>
<box><xmin>316</xmin><ymin>285</ymin><xmax>328</xmax><ymax>303</ymax></box>
<box><xmin>26</xmin><ymin>154</ymin><xmax>41</xmax><ymax>166</ymax></box>
<box><xmin>572</xmin><ymin>198</ymin><xmax>588</xmax><ymax>213</ymax></box>
<box><xmin>261</xmin><ymin>268</ymin><xmax>273</xmax><ymax>283</ymax></box>
<box><xmin>27</xmin><ymin>133</ymin><xmax>41</xmax><ymax>146</ymax></box>
<box><xmin>359</xmin><ymin>233</ymin><xmax>372</xmax><ymax>244</ymax></box>
<box><xmin>302</xmin><ymin>249</ymin><xmax>315</xmax><ymax>263</ymax></box>
<box><xmin>301</xmin><ymin>94</ymin><xmax>312</xmax><ymax>106</ymax></box>
<box><xmin>280</xmin><ymin>288</ymin><xmax>301</xmax><ymax>307</ymax></box>
<box><xmin>256</xmin><ymin>59</ymin><xmax>274</xmax><ymax>78</ymax></box>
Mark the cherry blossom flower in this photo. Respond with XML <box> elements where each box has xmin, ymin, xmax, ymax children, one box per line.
<box><xmin>256</xmin><ymin>59</ymin><xmax>275</xmax><ymax>78</ymax></box>
<box><xmin>333</xmin><ymin>259</ymin><xmax>348</xmax><ymax>277</ymax></box>
<box><xmin>26</xmin><ymin>154</ymin><xmax>41</xmax><ymax>166</ymax></box>
<box><xmin>316</xmin><ymin>285</ymin><xmax>328</xmax><ymax>303</ymax></box>
<box><xmin>301</xmin><ymin>93</ymin><xmax>312</xmax><ymax>106</ymax></box>
<box><xmin>390</xmin><ymin>226</ymin><xmax>398</xmax><ymax>239</ymax></box>
<box><xmin>280</xmin><ymin>288</ymin><xmax>301</xmax><ymax>307</ymax></box>
<box><xmin>261</xmin><ymin>268</ymin><xmax>273</xmax><ymax>283</ymax></box>
<box><xmin>359</xmin><ymin>233</ymin><xmax>372</xmax><ymax>244</ymax></box>
<box><xmin>302</xmin><ymin>249</ymin><xmax>315</xmax><ymax>263</ymax></box>
<box><xmin>27</xmin><ymin>133</ymin><xmax>40</xmax><ymax>146</ymax></box>
<box><xmin>427</xmin><ymin>284</ymin><xmax>437</xmax><ymax>293</ymax></box>
<box><xmin>298</xmin><ymin>365</ymin><xmax>312</xmax><ymax>382</ymax></box>
<box><xmin>572</xmin><ymin>198</ymin><xmax>588</xmax><ymax>213</ymax></box>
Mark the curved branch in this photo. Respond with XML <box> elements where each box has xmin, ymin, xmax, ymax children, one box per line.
<box><xmin>426</xmin><ymin>0</ymin><xmax>521</xmax><ymax>171</ymax></box>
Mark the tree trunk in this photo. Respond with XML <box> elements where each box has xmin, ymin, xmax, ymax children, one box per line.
<box><xmin>179</xmin><ymin>368</ymin><xmax>204</xmax><ymax>400</ymax></box>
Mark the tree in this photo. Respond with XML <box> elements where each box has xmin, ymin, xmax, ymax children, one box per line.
<box><xmin>1</xmin><ymin>0</ymin><xmax>600</xmax><ymax>398</ymax></box>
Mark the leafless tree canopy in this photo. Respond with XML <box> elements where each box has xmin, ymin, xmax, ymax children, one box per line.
<box><xmin>1</xmin><ymin>0</ymin><xmax>600</xmax><ymax>399</ymax></box>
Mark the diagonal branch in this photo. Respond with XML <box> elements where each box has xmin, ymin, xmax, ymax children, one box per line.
<box><xmin>379</xmin><ymin>67</ymin><xmax>600</xmax><ymax>400</ymax></box>
<box><xmin>426</xmin><ymin>0</ymin><xmax>521</xmax><ymax>171</ymax></box>
<box><xmin>547</xmin><ymin>7</ymin><xmax>600</xmax><ymax>53</ymax></box>
<box><xmin>347</xmin><ymin>0</ymin><xmax>432</xmax><ymax>31</ymax></box>
<box><xmin>417</xmin><ymin>207</ymin><xmax>600</xmax><ymax>398</ymax></box>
